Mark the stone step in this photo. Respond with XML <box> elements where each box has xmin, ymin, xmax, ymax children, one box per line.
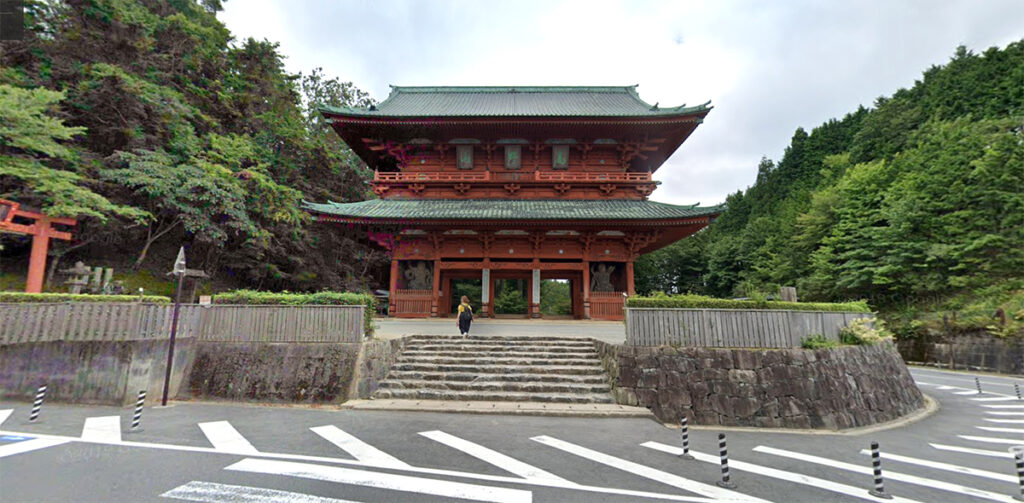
<box><xmin>378</xmin><ymin>379</ymin><xmax>611</xmax><ymax>394</ymax></box>
<box><xmin>395</xmin><ymin>355</ymin><xmax>602</xmax><ymax>367</ymax></box>
<box><xmin>390</xmin><ymin>363</ymin><xmax>606</xmax><ymax>375</ymax></box>
<box><xmin>404</xmin><ymin>344</ymin><xmax>597</xmax><ymax>354</ymax></box>
<box><xmin>385</xmin><ymin>370</ymin><xmax>609</xmax><ymax>384</ymax></box>
<box><xmin>407</xmin><ymin>336</ymin><xmax>596</xmax><ymax>347</ymax></box>
<box><xmin>373</xmin><ymin>388</ymin><xmax>615</xmax><ymax>404</ymax></box>
<box><xmin>401</xmin><ymin>349</ymin><xmax>599</xmax><ymax>359</ymax></box>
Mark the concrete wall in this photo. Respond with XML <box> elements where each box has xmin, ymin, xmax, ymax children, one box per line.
<box><xmin>0</xmin><ymin>338</ymin><xmax>194</xmax><ymax>406</ymax></box>
<box><xmin>898</xmin><ymin>334</ymin><xmax>1022</xmax><ymax>375</ymax></box>
<box><xmin>597</xmin><ymin>341</ymin><xmax>924</xmax><ymax>429</ymax></box>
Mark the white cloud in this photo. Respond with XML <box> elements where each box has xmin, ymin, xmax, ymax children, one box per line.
<box><xmin>220</xmin><ymin>0</ymin><xmax>1024</xmax><ymax>205</ymax></box>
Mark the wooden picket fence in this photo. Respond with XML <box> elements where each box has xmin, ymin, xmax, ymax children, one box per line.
<box><xmin>625</xmin><ymin>308</ymin><xmax>872</xmax><ymax>348</ymax></box>
<box><xmin>0</xmin><ymin>303</ymin><xmax>365</xmax><ymax>344</ymax></box>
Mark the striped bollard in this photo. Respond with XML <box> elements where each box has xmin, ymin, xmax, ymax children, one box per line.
<box><xmin>131</xmin><ymin>390</ymin><xmax>146</xmax><ymax>430</ymax></box>
<box><xmin>28</xmin><ymin>385</ymin><xmax>47</xmax><ymax>422</ymax></box>
<box><xmin>678</xmin><ymin>417</ymin><xmax>694</xmax><ymax>460</ymax></box>
<box><xmin>868</xmin><ymin>441</ymin><xmax>893</xmax><ymax>499</ymax></box>
<box><xmin>1014</xmin><ymin>448</ymin><xmax>1024</xmax><ymax>501</ymax></box>
<box><xmin>975</xmin><ymin>377</ymin><xmax>983</xmax><ymax>394</ymax></box>
<box><xmin>716</xmin><ymin>433</ymin><xmax>736</xmax><ymax>489</ymax></box>
<box><xmin>1015</xmin><ymin>383</ymin><xmax>1021</xmax><ymax>401</ymax></box>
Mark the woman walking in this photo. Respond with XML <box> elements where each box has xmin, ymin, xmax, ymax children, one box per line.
<box><xmin>457</xmin><ymin>295</ymin><xmax>473</xmax><ymax>337</ymax></box>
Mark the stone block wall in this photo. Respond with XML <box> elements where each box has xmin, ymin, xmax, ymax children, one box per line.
<box><xmin>898</xmin><ymin>334</ymin><xmax>1022</xmax><ymax>375</ymax></box>
<box><xmin>597</xmin><ymin>341</ymin><xmax>924</xmax><ymax>429</ymax></box>
<box><xmin>187</xmin><ymin>342</ymin><xmax>360</xmax><ymax>402</ymax></box>
<box><xmin>351</xmin><ymin>337</ymin><xmax>408</xmax><ymax>399</ymax></box>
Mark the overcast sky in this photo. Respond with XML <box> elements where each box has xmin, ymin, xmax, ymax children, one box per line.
<box><xmin>219</xmin><ymin>0</ymin><xmax>1023</xmax><ymax>206</ymax></box>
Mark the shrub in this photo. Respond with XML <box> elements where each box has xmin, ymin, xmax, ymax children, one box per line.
<box><xmin>627</xmin><ymin>293</ymin><xmax>871</xmax><ymax>312</ymax></box>
<box><xmin>839</xmin><ymin>317</ymin><xmax>889</xmax><ymax>345</ymax></box>
<box><xmin>0</xmin><ymin>292</ymin><xmax>170</xmax><ymax>303</ymax></box>
<box><xmin>213</xmin><ymin>290</ymin><xmax>376</xmax><ymax>335</ymax></box>
<box><xmin>801</xmin><ymin>334</ymin><xmax>838</xmax><ymax>349</ymax></box>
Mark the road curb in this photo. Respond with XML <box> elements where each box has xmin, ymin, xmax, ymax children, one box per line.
<box><xmin>340</xmin><ymin>399</ymin><xmax>656</xmax><ymax>418</ymax></box>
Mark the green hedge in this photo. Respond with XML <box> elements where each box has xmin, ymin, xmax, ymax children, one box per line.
<box><xmin>213</xmin><ymin>290</ymin><xmax>376</xmax><ymax>335</ymax></box>
<box><xmin>0</xmin><ymin>292</ymin><xmax>171</xmax><ymax>303</ymax></box>
<box><xmin>627</xmin><ymin>293</ymin><xmax>871</xmax><ymax>312</ymax></box>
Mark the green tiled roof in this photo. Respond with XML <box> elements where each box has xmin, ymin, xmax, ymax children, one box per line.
<box><xmin>304</xmin><ymin>199</ymin><xmax>723</xmax><ymax>221</ymax></box>
<box><xmin>321</xmin><ymin>86</ymin><xmax>711</xmax><ymax>118</ymax></box>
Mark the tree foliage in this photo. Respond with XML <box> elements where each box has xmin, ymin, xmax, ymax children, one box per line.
<box><xmin>1</xmin><ymin>0</ymin><xmax>385</xmax><ymax>291</ymax></box>
<box><xmin>637</xmin><ymin>41</ymin><xmax>1024</xmax><ymax>334</ymax></box>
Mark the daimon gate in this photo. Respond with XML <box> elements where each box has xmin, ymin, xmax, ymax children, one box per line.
<box><xmin>306</xmin><ymin>86</ymin><xmax>721</xmax><ymax>320</ymax></box>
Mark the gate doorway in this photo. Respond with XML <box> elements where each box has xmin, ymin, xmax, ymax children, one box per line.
<box><xmin>492</xmin><ymin>277</ymin><xmax>529</xmax><ymax>317</ymax></box>
<box><xmin>541</xmin><ymin>270</ymin><xmax>583</xmax><ymax>319</ymax></box>
<box><xmin>448</xmin><ymin>278</ymin><xmax>482</xmax><ymax>316</ymax></box>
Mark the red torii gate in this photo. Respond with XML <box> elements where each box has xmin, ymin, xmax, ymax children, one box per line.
<box><xmin>0</xmin><ymin>199</ymin><xmax>77</xmax><ymax>293</ymax></box>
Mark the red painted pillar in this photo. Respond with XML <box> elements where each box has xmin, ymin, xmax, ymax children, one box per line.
<box><xmin>430</xmin><ymin>259</ymin><xmax>441</xmax><ymax>317</ymax></box>
<box><xmin>626</xmin><ymin>260</ymin><xmax>635</xmax><ymax>296</ymax></box>
<box><xmin>25</xmin><ymin>218</ymin><xmax>51</xmax><ymax>293</ymax></box>
<box><xmin>582</xmin><ymin>261</ymin><xmax>591</xmax><ymax>319</ymax></box>
<box><xmin>388</xmin><ymin>259</ymin><xmax>399</xmax><ymax>316</ymax></box>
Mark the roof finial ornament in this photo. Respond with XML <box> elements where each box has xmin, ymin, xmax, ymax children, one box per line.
<box><xmin>651</xmin><ymin>102</ymin><xmax>659</xmax><ymax>110</ymax></box>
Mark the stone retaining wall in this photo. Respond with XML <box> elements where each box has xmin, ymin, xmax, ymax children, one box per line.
<box><xmin>597</xmin><ymin>341</ymin><xmax>924</xmax><ymax>429</ymax></box>
<box><xmin>351</xmin><ymin>337</ymin><xmax>408</xmax><ymax>399</ymax></box>
<box><xmin>187</xmin><ymin>342</ymin><xmax>361</xmax><ymax>402</ymax></box>
<box><xmin>897</xmin><ymin>334</ymin><xmax>1022</xmax><ymax>375</ymax></box>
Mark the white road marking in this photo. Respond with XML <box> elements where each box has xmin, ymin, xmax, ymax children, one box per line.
<box><xmin>954</xmin><ymin>390</ymin><xmax>982</xmax><ymax>395</ymax></box>
<box><xmin>420</xmin><ymin>430</ymin><xmax>572</xmax><ymax>484</ymax></box>
<box><xmin>982</xmin><ymin>405</ymin><xmax>1024</xmax><ymax>409</ymax></box>
<box><xmin>959</xmin><ymin>435</ymin><xmax>1024</xmax><ymax>446</ymax></box>
<box><xmin>198</xmin><ymin>421</ymin><xmax>259</xmax><ymax>454</ymax></box>
<box><xmin>937</xmin><ymin>385</ymin><xmax>958</xmax><ymax>390</ymax></box>
<box><xmin>910</xmin><ymin>370</ymin><xmax>1021</xmax><ymax>387</ymax></box>
<box><xmin>912</xmin><ymin>381</ymin><xmax>936</xmax><ymax>386</ymax></box>
<box><xmin>0</xmin><ymin>428</ymin><xmax>714</xmax><ymax>502</ymax></box>
<box><xmin>642</xmin><ymin>442</ymin><xmax>924</xmax><ymax>503</ymax></box>
<box><xmin>0</xmin><ymin>409</ymin><xmax>11</xmax><ymax>427</ymax></box>
<box><xmin>973</xmin><ymin>397</ymin><xmax>1021</xmax><ymax>402</ymax></box>
<box><xmin>977</xmin><ymin>426</ymin><xmax>1024</xmax><ymax>434</ymax></box>
<box><xmin>532</xmin><ymin>435</ymin><xmax>770</xmax><ymax>503</ymax></box>
<box><xmin>162</xmin><ymin>481</ymin><xmax>359</xmax><ymax>503</ymax></box>
<box><xmin>859</xmin><ymin>449</ymin><xmax>1017</xmax><ymax>484</ymax></box>
<box><xmin>930</xmin><ymin>443</ymin><xmax>1017</xmax><ymax>459</ymax></box>
<box><xmin>226</xmin><ymin>457</ymin><xmax>532</xmax><ymax>503</ymax></box>
<box><xmin>755</xmin><ymin>445</ymin><xmax>1017</xmax><ymax>503</ymax></box>
<box><xmin>986</xmin><ymin>411</ymin><xmax>1024</xmax><ymax>416</ymax></box>
<box><xmin>984</xmin><ymin>418</ymin><xmax>1024</xmax><ymax>424</ymax></box>
<box><xmin>0</xmin><ymin>437</ymin><xmax>69</xmax><ymax>458</ymax></box>
<box><xmin>310</xmin><ymin>425</ymin><xmax>408</xmax><ymax>469</ymax></box>
<box><xmin>81</xmin><ymin>416</ymin><xmax>121</xmax><ymax>442</ymax></box>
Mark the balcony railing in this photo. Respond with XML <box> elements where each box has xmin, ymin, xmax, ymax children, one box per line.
<box><xmin>373</xmin><ymin>171</ymin><xmax>652</xmax><ymax>183</ymax></box>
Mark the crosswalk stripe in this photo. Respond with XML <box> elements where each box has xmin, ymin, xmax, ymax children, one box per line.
<box><xmin>420</xmin><ymin>430</ymin><xmax>572</xmax><ymax>484</ymax></box>
<box><xmin>936</xmin><ymin>385</ymin><xmax>958</xmax><ymax>390</ymax></box>
<box><xmin>973</xmin><ymin>397</ymin><xmax>1021</xmax><ymax>402</ymax></box>
<box><xmin>161</xmin><ymin>481</ymin><xmax>359</xmax><ymax>503</ymax></box>
<box><xmin>531</xmin><ymin>435</ymin><xmax>770</xmax><ymax>503</ymax></box>
<box><xmin>642</xmin><ymin>442</ymin><xmax>924</xmax><ymax>503</ymax></box>
<box><xmin>81</xmin><ymin>416</ymin><xmax>121</xmax><ymax>442</ymax></box>
<box><xmin>198</xmin><ymin>421</ymin><xmax>258</xmax><ymax>454</ymax></box>
<box><xmin>858</xmin><ymin>449</ymin><xmax>1017</xmax><ymax>484</ymax></box>
<box><xmin>913</xmin><ymin>381</ymin><xmax>936</xmax><ymax>386</ymax></box>
<box><xmin>930</xmin><ymin>443</ymin><xmax>1017</xmax><ymax>459</ymax></box>
<box><xmin>977</xmin><ymin>426</ymin><xmax>1024</xmax><ymax>434</ymax></box>
<box><xmin>755</xmin><ymin>445</ymin><xmax>1017</xmax><ymax>502</ymax></box>
<box><xmin>984</xmin><ymin>418</ymin><xmax>1024</xmax><ymax>424</ymax></box>
<box><xmin>0</xmin><ymin>409</ymin><xmax>11</xmax><ymax>427</ymax></box>
<box><xmin>310</xmin><ymin>425</ymin><xmax>408</xmax><ymax>469</ymax></box>
<box><xmin>0</xmin><ymin>437</ymin><xmax>69</xmax><ymax>458</ymax></box>
<box><xmin>986</xmin><ymin>411</ymin><xmax>1024</xmax><ymax>416</ymax></box>
<box><xmin>954</xmin><ymin>390</ymin><xmax>981</xmax><ymax>395</ymax></box>
<box><xmin>982</xmin><ymin>405</ymin><xmax>1024</xmax><ymax>409</ymax></box>
<box><xmin>959</xmin><ymin>435</ymin><xmax>1024</xmax><ymax>446</ymax></box>
<box><xmin>226</xmin><ymin>457</ymin><xmax>532</xmax><ymax>503</ymax></box>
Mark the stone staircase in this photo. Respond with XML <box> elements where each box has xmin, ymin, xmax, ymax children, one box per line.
<box><xmin>373</xmin><ymin>335</ymin><xmax>614</xmax><ymax>403</ymax></box>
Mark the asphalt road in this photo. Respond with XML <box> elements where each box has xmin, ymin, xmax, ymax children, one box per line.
<box><xmin>1</xmin><ymin>367</ymin><xmax>1023</xmax><ymax>503</ymax></box>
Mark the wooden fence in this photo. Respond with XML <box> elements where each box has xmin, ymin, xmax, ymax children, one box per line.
<box><xmin>590</xmin><ymin>291</ymin><xmax>626</xmax><ymax>320</ymax></box>
<box><xmin>625</xmin><ymin>308</ymin><xmax>872</xmax><ymax>348</ymax></box>
<box><xmin>0</xmin><ymin>303</ymin><xmax>365</xmax><ymax>344</ymax></box>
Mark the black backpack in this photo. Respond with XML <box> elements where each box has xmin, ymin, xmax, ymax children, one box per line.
<box><xmin>459</xmin><ymin>305</ymin><xmax>473</xmax><ymax>322</ymax></box>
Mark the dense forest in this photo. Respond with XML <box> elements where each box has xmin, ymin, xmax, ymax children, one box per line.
<box><xmin>0</xmin><ymin>0</ymin><xmax>387</xmax><ymax>295</ymax></box>
<box><xmin>637</xmin><ymin>41</ymin><xmax>1024</xmax><ymax>336</ymax></box>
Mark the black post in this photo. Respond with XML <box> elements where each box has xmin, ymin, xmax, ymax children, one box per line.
<box><xmin>716</xmin><ymin>433</ymin><xmax>736</xmax><ymax>489</ymax></box>
<box><xmin>679</xmin><ymin>417</ymin><xmax>694</xmax><ymax>460</ymax></box>
<box><xmin>1015</xmin><ymin>383</ymin><xmax>1021</xmax><ymax>401</ymax></box>
<box><xmin>975</xmin><ymin>377</ymin><xmax>983</xmax><ymax>395</ymax></box>
<box><xmin>1014</xmin><ymin>448</ymin><xmax>1024</xmax><ymax>501</ymax></box>
<box><xmin>868</xmin><ymin>441</ymin><xmax>893</xmax><ymax>499</ymax></box>
<box><xmin>161</xmin><ymin>272</ymin><xmax>184</xmax><ymax>406</ymax></box>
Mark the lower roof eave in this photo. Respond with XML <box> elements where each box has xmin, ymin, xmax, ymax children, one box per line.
<box><xmin>311</xmin><ymin>215</ymin><xmax>714</xmax><ymax>228</ymax></box>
